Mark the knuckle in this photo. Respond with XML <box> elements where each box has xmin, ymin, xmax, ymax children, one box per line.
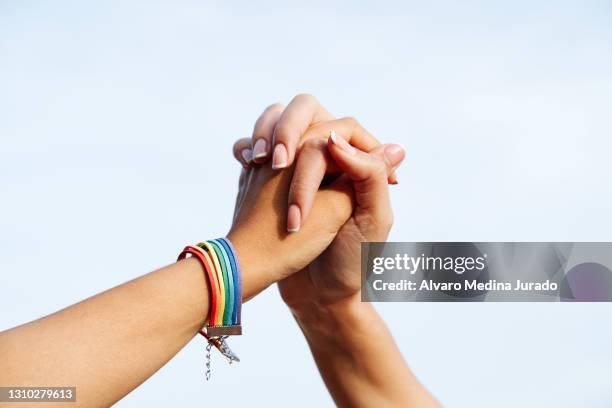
<box><xmin>293</xmin><ymin>93</ymin><xmax>317</xmax><ymax>104</ymax></box>
<box><xmin>371</xmin><ymin>158</ymin><xmax>388</xmax><ymax>178</ymax></box>
<box><xmin>273</xmin><ymin>123</ymin><xmax>293</xmax><ymax>142</ymax></box>
<box><xmin>265</xmin><ymin>102</ymin><xmax>285</xmax><ymax>113</ymax></box>
<box><xmin>252</xmin><ymin>132</ymin><xmax>269</xmax><ymax>141</ymax></box>
<box><xmin>232</xmin><ymin>139</ymin><xmax>249</xmax><ymax>156</ymax></box>
<box><xmin>302</xmin><ymin>137</ymin><xmax>327</xmax><ymax>151</ymax></box>
<box><xmin>299</xmin><ymin>122</ymin><xmax>326</xmax><ymax>145</ymax></box>
<box><xmin>252</xmin><ymin>124</ymin><xmax>272</xmax><ymax>140</ymax></box>
<box><xmin>289</xmin><ymin>179</ymin><xmax>309</xmax><ymax>201</ymax></box>
<box><xmin>233</xmin><ymin>137</ymin><xmax>248</xmax><ymax>148</ymax></box>
<box><xmin>252</xmin><ymin>105</ymin><xmax>284</xmax><ymax>139</ymax></box>
<box><xmin>340</xmin><ymin>116</ymin><xmax>359</xmax><ymax>130</ymax></box>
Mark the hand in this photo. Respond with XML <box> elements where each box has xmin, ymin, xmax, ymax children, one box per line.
<box><xmin>231</xmin><ymin>99</ymin><xmax>405</xmax><ymax>305</ymax></box>
<box><xmin>233</xmin><ymin>94</ymin><xmax>396</xmax><ymax>232</ymax></box>
<box><xmin>227</xmin><ymin>138</ymin><xmax>355</xmax><ymax>300</ymax></box>
<box><xmin>278</xmin><ymin>134</ymin><xmax>404</xmax><ymax>309</ymax></box>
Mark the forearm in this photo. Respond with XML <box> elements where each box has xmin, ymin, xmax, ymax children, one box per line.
<box><xmin>292</xmin><ymin>296</ymin><xmax>440</xmax><ymax>408</ymax></box>
<box><xmin>0</xmin><ymin>258</ymin><xmax>210</xmax><ymax>407</ymax></box>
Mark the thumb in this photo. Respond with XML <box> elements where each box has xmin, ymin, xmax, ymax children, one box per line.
<box><xmin>369</xmin><ymin>143</ymin><xmax>406</xmax><ymax>179</ymax></box>
<box><xmin>328</xmin><ymin>130</ymin><xmax>405</xmax><ymax>182</ymax></box>
<box><xmin>327</xmin><ymin>131</ymin><xmax>400</xmax><ymax>238</ymax></box>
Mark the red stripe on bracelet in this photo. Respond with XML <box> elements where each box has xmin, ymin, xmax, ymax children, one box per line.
<box><xmin>178</xmin><ymin>246</ymin><xmax>218</xmax><ymax>327</ymax></box>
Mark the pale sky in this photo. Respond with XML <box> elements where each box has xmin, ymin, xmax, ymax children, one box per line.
<box><xmin>1</xmin><ymin>1</ymin><xmax>611</xmax><ymax>406</ymax></box>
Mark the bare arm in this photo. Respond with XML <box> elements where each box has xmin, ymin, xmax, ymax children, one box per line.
<box><xmin>0</xmin><ymin>258</ymin><xmax>209</xmax><ymax>407</ymax></box>
<box><xmin>293</xmin><ymin>296</ymin><xmax>439</xmax><ymax>408</ymax></box>
<box><xmin>0</xmin><ymin>160</ymin><xmax>354</xmax><ymax>407</ymax></box>
<box><xmin>234</xmin><ymin>124</ymin><xmax>440</xmax><ymax>406</ymax></box>
<box><xmin>275</xmin><ymin>133</ymin><xmax>440</xmax><ymax>407</ymax></box>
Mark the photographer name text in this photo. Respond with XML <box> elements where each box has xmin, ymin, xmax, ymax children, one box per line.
<box><xmin>371</xmin><ymin>279</ymin><xmax>558</xmax><ymax>292</ymax></box>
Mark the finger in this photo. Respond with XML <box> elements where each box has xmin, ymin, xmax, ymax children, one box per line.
<box><xmin>232</xmin><ymin>138</ymin><xmax>253</xmax><ymax>167</ymax></box>
<box><xmin>286</xmin><ymin>119</ymin><xmax>404</xmax><ymax>232</ymax></box>
<box><xmin>271</xmin><ymin>93</ymin><xmax>334</xmax><ymax>170</ymax></box>
<box><xmin>252</xmin><ymin>103</ymin><xmax>285</xmax><ymax>163</ymax></box>
<box><xmin>309</xmin><ymin>117</ymin><xmax>398</xmax><ymax>184</ymax></box>
<box><xmin>366</xmin><ymin>143</ymin><xmax>406</xmax><ymax>176</ymax></box>
<box><xmin>313</xmin><ymin>173</ymin><xmax>356</xmax><ymax>233</ymax></box>
<box><xmin>234</xmin><ymin>166</ymin><xmax>256</xmax><ymax>223</ymax></box>
<box><xmin>233</xmin><ymin>167</ymin><xmax>247</xmax><ymax>222</ymax></box>
<box><xmin>328</xmin><ymin>131</ymin><xmax>403</xmax><ymax>233</ymax></box>
<box><xmin>329</xmin><ymin>130</ymin><xmax>404</xmax><ymax>185</ymax></box>
<box><xmin>238</xmin><ymin>167</ymin><xmax>247</xmax><ymax>188</ymax></box>
<box><xmin>286</xmin><ymin>138</ymin><xmax>340</xmax><ymax>232</ymax></box>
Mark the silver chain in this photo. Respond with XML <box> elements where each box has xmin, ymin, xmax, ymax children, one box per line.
<box><xmin>205</xmin><ymin>342</ymin><xmax>212</xmax><ymax>381</ymax></box>
<box><xmin>204</xmin><ymin>336</ymin><xmax>240</xmax><ymax>381</ymax></box>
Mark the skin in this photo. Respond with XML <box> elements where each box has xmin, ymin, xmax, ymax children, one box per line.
<box><xmin>234</xmin><ymin>93</ymin><xmax>397</xmax><ymax>233</ymax></box>
<box><xmin>289</xmin><ymin>142</ymin><xmax>440</xmax><ymax>407</ymax></box>
<box><xmin>227</xmin><ymin>144</ymin><xmax>355</xmax><ymax>299</ymax></box>
<box><xmin>0</xmin><ymin>99</ymin><xmax>439</xmax><ymax>407</ymax></box>
<box><xmin>233</xmin><ymin>99</ymin><xmax>440</xmax><ymax>407</ymax></box>
<box><xmin>0</xmin><ymin>133</ymin><xmax>354</xmax><ymax>407</ymax></box>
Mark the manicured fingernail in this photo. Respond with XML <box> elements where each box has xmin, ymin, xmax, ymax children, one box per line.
<box><xmin>384</xmin><ymin>144</ymin><xmax>405</xmax><ymax>167</ymax></box>
<box><xmin>253</xmin><ymin>139</ymin><xmax>268</xmax><ymax>159</ymax></box>
<box><xmin>287</xmin><ymin>204</ymin><xmax>301</xmax><ymax>232</ymax></box>
<box><xmin>241</xmin><ymin>149</ymin><xmax>252</xmax><ymax>164</ymax></box>
<box><xmin>272</xmin><ymin>144</ymin><xmax>288</xmax><ymax>169</ymax></box>
<box><xmin>330</xmin><ymin>130</ymin><xmax>356</xmax><ymax>155</ymax></box>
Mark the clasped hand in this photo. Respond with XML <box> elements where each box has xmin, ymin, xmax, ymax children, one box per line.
<box><xmin>226</xmin><ymin>94</ymin><xmax>406</xmax><ymax>308</ymax></box>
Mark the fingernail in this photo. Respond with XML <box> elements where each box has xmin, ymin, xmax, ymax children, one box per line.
<box><xmin>384</xmin><ymin>144</ymin><xmax>405</xmax><ymax>167</ymax></box>
<box><xmin>389</xmin><ymin>172</ymin><xmax>399</xmax><ymax>185</ymax></box>
<box><xmin>241</xmin><ymin>149</ymin><xmax>252</xmax><ymax>164</ymax></box>
<box><xmin>272</xmin><ymin>144</ymin><xmax>288</xmax><ymax>169</ymax></box>
<box><xmin>329</xmin><ymin>130</ymin><xmax>356</xmax><ymax>155</ymax></box>
<box><xmin>253</xmin><ymin>139</ymin><xmax>268</xmax><ymax>159</ymax></box>
<box><xmin>287</xmin><ymin>204</ymin><xmax>301</xmax><ymax>232</ymax></box>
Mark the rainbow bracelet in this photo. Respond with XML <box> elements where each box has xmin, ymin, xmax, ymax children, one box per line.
<box><xmin>177</xmin><ymin>237</ymin><xmax>243</xmax><ymax>377</ymax></box>
<box><xmin>197</xmin><ymin>239</ymin><xmax>242</xmax><ymax>335</ymax></box>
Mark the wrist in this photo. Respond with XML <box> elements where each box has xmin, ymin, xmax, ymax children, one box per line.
<box><xmin>226</xmin><ymin>229</ymin><xmax>268</xmax><ymax>301</ymax></box>
<box><xmin>290</xmin><ymin>294</ymin><xmax>374</xmax><ymax>346</ymax></box>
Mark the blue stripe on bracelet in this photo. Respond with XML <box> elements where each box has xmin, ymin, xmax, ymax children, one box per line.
<box><xmin>215</xmin><ymin>239</ymin><xmax>238</xmax><ymax>325</ymax></box>
<box><xmin>219</xmin><ymin>237</ymin><xmax>242</xmax><ymax>324</ymax></box>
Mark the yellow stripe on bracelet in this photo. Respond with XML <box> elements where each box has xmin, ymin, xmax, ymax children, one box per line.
<box><xmin>209</xmin><ymin>239</ymin><xmax>234</xmax><ymax>326</ymax></box>
<box><xmin>184</xmin><ymin>245</ymin><xmax>220</xmax><ymax>325</ymax></box>
<box><xmin>198</xmin><ymin>241</ymin><xmax>225</xmax><ymax>326</ymax></box>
